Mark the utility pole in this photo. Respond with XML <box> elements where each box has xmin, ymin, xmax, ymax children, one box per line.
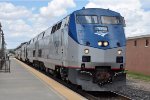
<box><xmin>0</xmin><ymin>22</ymin><xmax>10</xmax><ymax>72</ymax></box>
<box><xmin>0</xmin><ymin>22</ymin><xmax>5</xmax><ymax>69</ymax></box>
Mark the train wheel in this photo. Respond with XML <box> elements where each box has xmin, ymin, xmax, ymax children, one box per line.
<box><xmin>54</xmin><ymin>66</ymin><xmax>61</xmax><ymax>78</ymax></box>
<box><xmin>60</xmin><ymin>67</ymin><xmax>69</xmax><ymax>81</ymax></box>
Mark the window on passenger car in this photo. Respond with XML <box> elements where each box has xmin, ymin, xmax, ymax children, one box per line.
<box><xmin>51</xmin><ymin>24</ymin><xmax>57</xmax><ymax>34</ymax></box>
<box><xmin>33</xmin><ymin>50</ymin><xmax>35</xmax><ymax>57</ymax></box>
<box><xmin>57</xmin><ymin>22</ymin><xmax>62</xmax><ymax>30</ymax></box>
<box><xmin>76</xmin><ymin>15</ymin><xmax>98</xmax><ymax>24</ymax></box>
<box><xmin>24</xmin><ymin>47</ymin><xmax>25</xmax><ymax>57</ymax></box>
<box><xmin>42</xmin><ymin>32</ymin><xmax>45</xmax><ymax>38</ymax></box>
<box><xmin>35</xmin><ymin>36</ymin><xmax>39</xmax><ymax>41</ymax></box>
<box><xmin>101</xmin><ymin>16</ymin><xmax>120</xmax><ymax>24</ymax></box>
<box><xmin>38</xmin><ymin>32</ymin><xmax>45</xmax><ymax>40</ymax></box>
<box><xmin>51</xmin><ymin>25</ymin><xmax>55</xmax><ymax>34</ymax></box>
<box><xmin>33</xmin><ymin>38</ymin><xmax>35</xmax><ymax>43</ymax></box>
<box><xmin>30</xmin><ymin>39</ymin><xmax>33</xmax><ymax>44</ymax></box>
<box><xmin>38</xmin><ymin>49</ymin><xmax>42</xmax><ymax>57</ymax></box>
<box><xmin>28</xmin><ymin>40</ymin><xmax>31</xmax><ymax>44</ymax></box>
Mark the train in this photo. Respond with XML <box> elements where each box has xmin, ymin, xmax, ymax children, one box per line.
<box><xmin>15</xmin><ymin>8</ymin><xmax>126</xmax><ymax>91</ymax></box>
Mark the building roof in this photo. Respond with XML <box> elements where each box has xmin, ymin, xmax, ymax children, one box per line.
<box><xmin>127</xmin><ymin>34</ymin><xmax>150</xmax><ymax>40</ymax></box>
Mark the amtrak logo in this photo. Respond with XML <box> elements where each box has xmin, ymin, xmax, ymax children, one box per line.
<box><xmin>94</xmin><ymin>32</ymin><xmax>108</xmax><ymax>37</ymax></box>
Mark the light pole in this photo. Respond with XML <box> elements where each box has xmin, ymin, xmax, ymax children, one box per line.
<box><xmin>0</xmin><ymin>22</ymin><xmax>2</xmax><ymax>50</ymax></box>
<box><xmin>0</xmin><ymin>22</ymin><xmax>5</xmax><ymax>59</ymax></box>
<box><xmin>0</xmin><ymin>23</ymin><xmax>9</xmax><ymax>71</ymax></box>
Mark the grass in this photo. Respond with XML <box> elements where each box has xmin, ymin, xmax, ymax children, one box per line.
<box><xmin>126</xmin><ymin>71</ymin><xmax>150</xmax><ymax>82</ymax></box>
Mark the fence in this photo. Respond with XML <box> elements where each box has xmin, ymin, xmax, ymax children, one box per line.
<box><xmin>0</xmin><ymin>59</ymin><xmax>10</xmax><ymax>72</ymax></box>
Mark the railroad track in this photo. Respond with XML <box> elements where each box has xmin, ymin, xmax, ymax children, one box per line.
<box><xmin>23</xmin><ymin>61</ymin><xmax>132</xmax><ymax>100</ymax></box>
<box><xmin>112</xmin><ymin>91</ymin><xmax>132</xmax><ymax>100</ymax></box>
<box><xmin>82</xmin><ymin>91</ymin><xmax>132</xmax><ymax>100</ymax></box>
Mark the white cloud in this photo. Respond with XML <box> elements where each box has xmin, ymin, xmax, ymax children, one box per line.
<box><xmin>86</xmin><ymin>0</ymin><xmax>150</xmax><ymax>37</ymax></box>
<box><xmin>0</xmin><ymin>2</ymin><xmax>42</xmax><ymax>49</ymax></box>
<box><xmin>40</xmin><ymin>0</ymin><xmax>76</xmax><ymax>18</ymax></box>
<box><xmin>0</xmin><ymin>2</ymin><xmax>32</xmax><ymax>20</ymax></box>
<box><xmin>0</xmin><ymin>0</ymin><xmax>76</xmax><ymax>49</ymax></box>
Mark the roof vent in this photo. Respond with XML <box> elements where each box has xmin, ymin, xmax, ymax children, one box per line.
<box><xmin>82</xmin><ymin>7</ymin><xmax>85</xmax><ymax>9</ymax></box>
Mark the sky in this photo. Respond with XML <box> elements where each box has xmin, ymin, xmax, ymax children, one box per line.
<box><xmin>0</xmin><ymin>0</ymin><xmax>150</xmax><ymax>49</ymax></box>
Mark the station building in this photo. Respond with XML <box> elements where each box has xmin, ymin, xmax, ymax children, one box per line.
<box><xmin>126</xmin><ymin>35</ymin><xmax>150</xmax><ymax>76</ymax></box>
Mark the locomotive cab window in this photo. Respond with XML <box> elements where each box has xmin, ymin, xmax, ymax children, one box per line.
<box><xmin>101</xmin><ymin>16</ymin><xmax>120</xmax><ymax>24</ymax></box>
<box><xmin>121</xmin><ymin>17</ymin><xmax>126</xmax><ymax>27</ymax></box>
<box><xmin>76</xmin><ymin>15</ymin><xmax>98</xmax><ymax>24</ymax></box>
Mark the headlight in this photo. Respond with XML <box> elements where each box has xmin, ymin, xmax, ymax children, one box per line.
<box><xmin>84</xmin><ymin>49</ymin><xmax>89</xmax><ymax>54</ymax></box>
<box><xmin>98</xmin><ymin>41</ymin><xmax>102</xmax><ymax>46</ymax></box>
<box><xmin>118</xmin><ymin>50</ymin><xmax>122</xmax><ymax>55</ymax></box>
<box><xmin>103</xmin><ymin>41</ymin><xmax>109</xmax><ymax>46</ymax></box>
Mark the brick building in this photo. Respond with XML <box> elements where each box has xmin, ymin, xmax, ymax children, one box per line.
<box><xmin>126</xmin><ymin>35</ymin><xmax>150</xmax><ymax>76</ymax></box>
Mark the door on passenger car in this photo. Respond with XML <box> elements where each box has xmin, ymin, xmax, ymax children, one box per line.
<box><xmin>61</xmin><ymin>29</ymin><xmax>65</xmax><ymax>66</ymax></box>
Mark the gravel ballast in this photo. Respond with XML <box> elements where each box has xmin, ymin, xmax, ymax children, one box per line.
<box><xmin>115</xmin><ymin>76</ymin><xmax>150</xmax><ymax>100</ymax></box>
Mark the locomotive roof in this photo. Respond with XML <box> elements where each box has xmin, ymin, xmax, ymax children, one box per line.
<box><xmin>73</xmin><ymin>8</ymin><xmax>120</xmax><ymax>16</ymax></box>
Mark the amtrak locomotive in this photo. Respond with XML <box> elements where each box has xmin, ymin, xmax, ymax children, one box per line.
<box><xmin>15</xmin><ymin>8</ymin><xmax>126</xmax><ymax>91</ymax></box>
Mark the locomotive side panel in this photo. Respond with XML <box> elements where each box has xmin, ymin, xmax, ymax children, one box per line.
<box><xmin>35</xmin><ymin>16</ymin><xmax>70</xmax><ymax>70</ymax></box>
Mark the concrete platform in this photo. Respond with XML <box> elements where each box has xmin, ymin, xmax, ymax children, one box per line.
<box><xmin>0</xmin><ymin>58</ymin><xmax>85</xmax><ymax>100</ymax></box>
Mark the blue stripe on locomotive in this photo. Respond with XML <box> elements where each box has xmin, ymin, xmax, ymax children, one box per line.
<box><xmin>68</xmin><ymin>8</ymin><xmax>126</xmax><ymax>50</ymax></box>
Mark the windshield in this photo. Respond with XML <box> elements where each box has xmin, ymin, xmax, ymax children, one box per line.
<box><xmin>76</xmin><ymin>15</ymin><xmax>98</xmax><ymax>24</ymax></box>
<box><xmin>101</xmin><ymin>16</ymin><xmax>120</xmax><ymax>24</ymax></box>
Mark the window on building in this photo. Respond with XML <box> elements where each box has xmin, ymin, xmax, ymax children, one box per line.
<box><xmin>134</xmin><ymin>40</ymin><xmax>137</xmax><ymax>46</ymax></box>
<box><xmin>145</xmin><ymin>39</ymin><xmax>149</xmax><ymax>47</ymax></box>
